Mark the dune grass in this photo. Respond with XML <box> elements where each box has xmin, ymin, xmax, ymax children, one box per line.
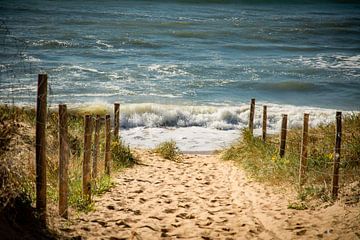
<box><xmin>154</xmin><ymin>140</ymin><xmax>182</xmax><ymax>162</ymax></box>
<box><xmin>0</xmin><ymin>104</ymin><xmax>136</xmax><ymax>215</ymax></box>
<box><xmin>222</xmin><ymin>113</ymin><xmax>360</xmax><ymax>203</ymax></box>
<box><xmin>111</xmin><ymin>139</ymin><xmax>137</xmax><ymax>169</ymax></box>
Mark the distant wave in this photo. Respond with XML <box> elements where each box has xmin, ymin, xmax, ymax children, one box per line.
<box><xmin>227</xmin><ymin>80</ymin><xmax>321</xmax><ymax>93</ymax></box>
<box><xmin>148</xmin><ymin>64</ymin><xmax>190</xmax><ymax>77</ymax></box>
<box><xmin>171</xmin><ymin>31</ymin><xmax>212</xmax><ymax>39</ymax></box>
<box><xmin>109</xmin><ymin>37</ymin><xmax>163</xmax><ymax>49</ymax></box>
<box><xmin>160</xmin><ymin>21</ymin><xmax>195</xmax><ymax>27</ymax></box>
<box><xmin>64</xmin><ymin>19</ymin><xmax>99</xmax><ymax>26</ymax></box>
<box><xmin>53</xmin><ymin>65</ymin><xmax>106</xmax><ymax>74</ymax></box>
<box><xmin>224</xmin><ymin>43</ymin><xmax>321</xmax><ymax>52</ymax></box>
<box><xmin>257</xmin><ymin>81</ymin><xmax>318</xmax><ymax>92</ymax></box>
<box><xmin>30</xmin><ymin>39</ymin><xmax>77</xmax><ymax>49</ymax></box>
<box><xmin>300</xmin><ymin>55</ymin><xmax>360</xmax><ymax>70</ymax></box>
<box><xmin>96</xmin><ymin>40</ymin><xmax>113</xmax><ymax>49</ymax></box>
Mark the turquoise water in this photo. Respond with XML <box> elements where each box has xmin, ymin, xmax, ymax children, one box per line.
<box><xmin>1</xmin><ymin>0</ymin><xmax>359</xmax><ymax>109</ymax></box>
<box><xmin>1</xmin><ymin>0</ymin><xmax>359</xmax><ymax>151</ymax></box>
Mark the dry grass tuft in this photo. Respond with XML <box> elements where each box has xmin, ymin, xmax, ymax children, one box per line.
<box><xmin>111</xmin><ymin>140</ymin><xmax>137</xmax><ymax>168</ymax></box>
<box><xmin>154</xmin><ymin>140</ymin><xmax>182</xmax><ymax>162</ymax></box>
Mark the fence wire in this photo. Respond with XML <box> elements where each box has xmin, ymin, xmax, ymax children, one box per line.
<box><xmin>252</xmin><ymin>107</ymin><xmax>359</xmax><ymax>194</ymax></box>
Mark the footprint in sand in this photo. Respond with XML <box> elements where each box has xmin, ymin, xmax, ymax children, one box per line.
<box><xmin>57</xmin><ymin>153</ymin><xmax>357</xmax><ymax>240</ymax></box>
<box><xmin>163</xmin><ymin>208</ymin><xmax>177</xmax><ymax>214</ymax></box>
<box><xmin>139</xmin><ymin>197</ymin><xmax>147</xmax><ymax>203</ymax></box>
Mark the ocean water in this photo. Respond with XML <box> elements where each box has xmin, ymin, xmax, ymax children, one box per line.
<box><xmin>1</xmin><ymin>0</ymin><xmax>359</xmax><ymax>151</ymax></box>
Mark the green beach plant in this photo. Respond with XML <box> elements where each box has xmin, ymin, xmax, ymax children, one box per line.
<box><xmin>111</xmin><ymin>140</ymin><xmax>137</xmax><ymax>169</ymax></box>
<box><xmin>154</xmin><ymin>140</ymin><xmax>182</xmax><ymax>162</ymax></box>
<box><xmin>222</xmin><ymin>113</ymin><xmax>360</xmax><ymax>203</ymax></box>
<box><xmin>0</xmin><ymin>105</ymin><xmax>137</xmax><ymax>215</ymax></box>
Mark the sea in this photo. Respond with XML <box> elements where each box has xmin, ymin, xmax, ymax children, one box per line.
<box><xmin>1</xmin><ymin>0</ymin><xmax>359</xmax><ymax>152</ymax></box>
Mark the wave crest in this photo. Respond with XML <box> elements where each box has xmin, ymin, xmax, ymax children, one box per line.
<box><xmin>119</xmin><ymin>103</ymin><xmax>340</xmax><ymax>131</ymax></box>
<box><xmin>30</xmin><ymin>39</ymin><xmax>76</xmax><ymax>48</ymax></box>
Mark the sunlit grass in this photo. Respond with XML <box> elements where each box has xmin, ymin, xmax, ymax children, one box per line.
<box><xmin>154</xmin><ymin>140</ymin><xmax>182</xmax><ymax>162</ymax></box>
<box><xmin>222</xmin><ymin>113</ymin><xmax>360</xmax><ymax>202</ymax></box>
<box><xmin>0</xmin><ymin>105</ymin><xmax>135</xmax><ymax>214</ymax></box>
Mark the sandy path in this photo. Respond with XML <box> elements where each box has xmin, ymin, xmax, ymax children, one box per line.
<box><xmin>57</xmin><ymin>152</ymin><xmax>359</xmax><ymax>240</ymax></box>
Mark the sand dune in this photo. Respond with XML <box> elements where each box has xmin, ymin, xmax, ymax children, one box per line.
<box><xmin>55</xmin><ymin>151</ymin><xmax>359</xmax><ymax>239</ymax></box>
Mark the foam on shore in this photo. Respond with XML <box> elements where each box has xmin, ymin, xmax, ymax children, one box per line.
<box><xmin>116</xmin><ymin>102</ymin><xmax>350</xmax><ymax>152</ymax></box>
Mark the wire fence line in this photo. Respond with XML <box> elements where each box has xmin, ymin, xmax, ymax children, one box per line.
<box><xmin>29</xmin><ymin>74</ymin><xmax>117</xmax><ymax>224</ymax></box>
<box><xmin>246</xmin><ymin>98</ymin><xmax>359</xmax><ymax>200</ymax></box>
<box><xmin>0</xmin><ymin>63</ymin><xmax>116</xmax><ymax>224</ymax></box>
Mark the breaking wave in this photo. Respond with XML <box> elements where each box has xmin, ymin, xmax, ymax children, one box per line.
<box><xmin>118</xmin><ymin>103</ymin><xmax>341</xmax><ymax>131</ymax></box>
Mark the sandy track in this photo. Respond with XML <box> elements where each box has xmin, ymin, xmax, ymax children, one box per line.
<box><xmin>56</xmin><ymin>152</ymin><xmax>359</xmax><ymax>240</ymax></box>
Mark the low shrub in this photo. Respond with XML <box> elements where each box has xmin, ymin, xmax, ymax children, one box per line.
<box><xmin>111</xmin><ymin>140</ymin><xmax>137</xmax><ymax>168</ymax></box>
<box><xmin>154</xmin><ymin>140</ymin><xmax>182</xmax><ymax>162</ymax></box>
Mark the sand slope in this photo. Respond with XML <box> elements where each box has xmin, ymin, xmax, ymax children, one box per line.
<box><xmin>56</xmin><ymin>152</ymin><xmax>359</xmax><ymax>240</ymax></box>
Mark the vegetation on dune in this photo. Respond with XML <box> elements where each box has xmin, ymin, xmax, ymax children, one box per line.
<box><xmin>0</xmin><ymin>105</ymin><xmax>57</xmax><ymax>238</ymax></box>
<box><xmin>111</xmin><ymin>139</ymin><xmax>137</xmax><ymax>168</ymax></box>
<box><xmin>0</xmin><ymin>105</ymin><xmax>35</xmax><ymax>210</ymax></box>
<box><xmin>0</xmin><ymin>105</ymin><xmax>137</xmax><ymax>219</ymax></box>
<box><xmin>222</xmin><ymin>113</ymin><xmax>360</xmax><ymax>204</ymax></box>
<box><xmin>154</xmin><ymin>140</ymin><xmax>182</xmax><ymax>162</ymax></box>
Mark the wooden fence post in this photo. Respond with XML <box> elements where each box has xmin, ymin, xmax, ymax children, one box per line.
<box><xmin>92</xmin><ymin>115</ymin><xmax>100</xmax><ymax>180</ymax></box>
<box><xmin>248</xmin><ymin>98</ymin><xmax>255</xmax><ymax>135</ymax></box>
<box><xmin>36</xmin><ymin>73</ymin><xmax>47</xmax><ymax>226</ymax></box>
<box><xmin>114</xmin><ymin>103</ymin><xmax>120</xmax><ymax>140</ymax></box>
<box><xmin>332</xmin><ymin>111</ymin><xmax>342</xmax><ymax>199</ymax></box>
<box><xmin>58</xmin><ymin>104</ymin><xmax>69</xmax><ymax>218</ymax></box>
<box><xmin>83</xmin><ymin>115</ymin><xmax>93</xmax><ymax>203</ymax></box>
<box><xmin>279</xmin><ymin>114</ymin><xmax>288</xmax><ymax>158</ymax></box>
<box><xmin>299</xmin><ymin>113</ymin><xmax>309</xmax><ymax>186</ymax></box>
<box><xmin>105</xmin><ymin>114</ymin><xmax>111</xmax><ymax>176</ymax></box>
<box><xmin>262</xmin><ymin>105</ymin><xmax>267</xmax><ymax>142</ymax></box>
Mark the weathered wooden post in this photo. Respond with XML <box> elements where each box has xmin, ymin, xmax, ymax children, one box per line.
<box><xmin>58</xmin><ymin>104</ymin><xmax>69</xmax><ymax>218</ymax></box>
<box><xmin>105</xmin><ymin>114</ymin><xmax>111</xmax><ymax>176</ymax></box>
<box><xmin>332</xmin><ymin>111</ymin><xmax>342</xmax><ymax>199</ymax></box>
<box><xmin>36</xmin><ymin>73</ymin><xmax>47</xmax><ymax>226</ymax></box>
<box><xmin>299</xmin><ymin>113</ymin><xmax>309</xmax><ymax>186</ymax></box>
<box><xmin>249</xmin><ymin>98</ymin><xmax>255</xmax><ymax>135</ymax></box>
<box><xmin>279</xmin><ymin>114</ymin><xmax>288</xmax><ymax>158</ymax></box>
<box><xmin>83</xmin><ymin>115</ymin><xmax>93</xmax><ymax>203</ymax></box>
<box><xmin>262</xmin><ymin>105</ymin><xmax>267</xmax><ymax>142</ymax></box>
<box><xmin>92</xmin><ymin>115</ymin><xmax>101</xmax><ymax>180</ymax></box>
<box><xmin>114</xmin><ymin>103</ymin><xmax>120</xmax><ymax>140</ymax></box>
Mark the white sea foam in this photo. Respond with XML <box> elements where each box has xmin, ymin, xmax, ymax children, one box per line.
<box><xmin>70</xmin><ymin>65</ymin><xmax>105</xmax><ymax>74</ymax></box>
<box><xmin>141</xmin><ymin>93</ymin><xmax>180</xmax><ymax>98</ymax></box>
<box><xmin>31</xmin><ymin>39</ymin><xmax>75</xmax><ymax>48</ymax></box>
<box><xmin>96</xmin><ymin>40</ymin><xmax>113</xmax><ymax>49</ymax></box>
<box><xmin>6</xmin><ymin>85</ymin><xmax>37</xmax><ymax>93</ymax></box>
<box><xmin>24</xmin><ymin>54</ymin><xmax>41</xmax><ymax>62</ymax></box>
<box><xmin>54</xmin><ymin>65</ymin><xmax>105</xmax><ymax>74</ymax></box>
<box><xmin>55</xmin><ymin>93</ymin><xmax>117</xmax><ymax>98</ymax></box>
<box><xmin>0</xmin><ymin>64</ymin><xmax>6</xmax><ymax>71</ymax></box>
<box><xmin>148</xmin><ymin>64</ymin><xmax>190</xmax><ymax>77</ymax></box>
<box><xmin>120</xmin><ymin>103</ymin><xmax>340</xmax><ymax>130</ymax></box>
<box><xmin>121</xmin><ymin>127</ymin><xmax>239</xmax><ymax>153</ymax></box>
<box><xmin>116</xmin><ymin>103</ymin><xmax>353</xmax><ymax>152</ymax></box>
<box><xmin>299</xmin><ymin>54</ymin><xmax>360</xmax><ymax>70</ymax></box>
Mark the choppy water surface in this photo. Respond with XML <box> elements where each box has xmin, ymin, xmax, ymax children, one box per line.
<box><xmin>1</xmin><ymin>0</ymin><xmax>359</xmax><ymax>151</ymax></box>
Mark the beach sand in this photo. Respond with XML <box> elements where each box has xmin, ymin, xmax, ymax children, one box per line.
<box><xmin>54</xmin><ymin>150</ymin><xmax>359</xmax><ymax>239</ymax></box>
